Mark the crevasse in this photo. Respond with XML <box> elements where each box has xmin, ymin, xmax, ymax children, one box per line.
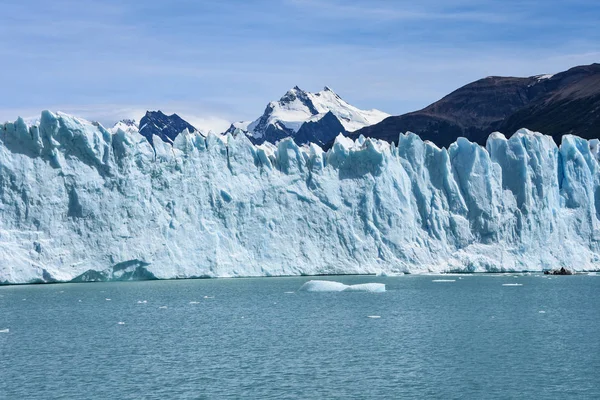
<box><xmin>0</xmin><ymin>111</ymin><xmax>599</xmax><ymax>284</ymax></box>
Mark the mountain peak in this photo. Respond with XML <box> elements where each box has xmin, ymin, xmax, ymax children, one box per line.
<box><xmin>119</xmin><ymin>118</ymin><xmax>137</xmax><ymax>127</ymax></box>
<box><xmin>233</xmin><ymin>87</ymin><xmax>389</xmax><ymax>146</ymax></box>
<box><xmin>139</xmin><ymin>110</ymin><xmax>197</xmax><ymax>146</ymax></box>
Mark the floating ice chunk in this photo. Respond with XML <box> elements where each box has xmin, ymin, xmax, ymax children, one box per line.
<box><xmin>0</xmin><ymin>328</ymin><xmax>9</xmax><ymax>333</ymax></box>
<box><xmin>300</xmin><ymin>280</ymin><xmax>347</xmax><ymax>292</ymax></box>
<box><xmin>432</xmin><ymin>279</ymin><xmax>456</xmax><ymax>282</ymax></box>
<box><xmin>502</xmin><ymin>283</ymin><xmax>523</xmax><ymax>286</ymax></box>
<box><xmin>117</xmin><ymin>322</ymin><xmax>125</xmax><ymax>325</ymax></box>
<box><xmin>299</xmin><ymin>280</ymin><xmax>385</xmax><ymax>292</ymax></box>
<box><xmin>159</xmin><ymin>306</ymin><xmax>168</xmax><ymax>309</ymax></box>
<box><xmin>378</xmin><ymin>271</ymin><xmax>404</xmax><ymax>277</ymax></box>
<box><xmin>189</xmin><ymin>301</ymin><xmax>200</xmax><ymax>304</ymax></box>
<box><xmin>343</xmin><ymin>283</ymin><xmax>386</xmax><ymax>292</ymax></box>
<box><xmin>105</xmin><ymin>298</ymin><xmax>111</xmax><ymax>301</ymax></box>
<box><xmin>539</xmin><ymin>310</ymin><xmax>546</xmax><ymax>313</ymax></box>
<box><xmin>203</xmin><ymin>296</ymin><xmax>214</xmax><ymax>299</ymax></box>
<box><xmin>137</xmin><ymin>300</ymin><xmax>147</xmax><ymax>304</ymax></box>
<box><xmin>367</xmin><ymin>315</ymin><xmax>381</xmax><ymax>319</ymax></box>
<box><xmin>78</xmin><ymin>300</ymin><xmax>82</xmax><ymax>302</ymax></box>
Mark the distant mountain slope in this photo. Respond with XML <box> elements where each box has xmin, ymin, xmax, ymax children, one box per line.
<box><xmin>293</xmin><ymin>111</ymin><xmax>346</xmax><ymax>147</ymax></box>
<box><xmin>110</xmin><ymin>118</ymin><xmax>138</xmax><ymax>135</ymax></box>
<box><xmin>353</xmin><ymin>63</ymin><xmax>600</xmax><ymax>148</ymax></box>
<box><xmin>139</xmin><ymin>111</ymin><xmax>197</xmax><ymax>145</ymax></box>
<box><xmin>227</xmin><ymin>86</ymin><xmax>388</xmax><ymax>145</ymax></box>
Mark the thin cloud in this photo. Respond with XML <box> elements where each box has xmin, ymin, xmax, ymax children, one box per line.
<box><xmin>0</xmin><ymin>0</ymin><xmax>598</xmax><ymax>128</ymax></box>
<box><xmin>286</xmin><ymin>0</ymin><xmax>525</xmax><ymax>23</ymax></box>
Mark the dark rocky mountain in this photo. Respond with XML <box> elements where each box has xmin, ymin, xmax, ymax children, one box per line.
<box><xmin>352</xmin><ymin>63</ymin><xmax>600</xmax><ymax>148</ymax></box>
<box><xmin>293</xmin><ymin>111</ymin><xmax>346</xmax><ymax>146</ymax></box>
<box><xmin>139</xmin><ymin>111</ymin><xmax>197</xmax><ymax>146</ymax></box>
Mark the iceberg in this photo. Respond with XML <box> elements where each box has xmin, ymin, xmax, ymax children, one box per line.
<box><xmin>299</xmin><ymin>280</ymin><xmax>386</xmax><ymax>292</ymax></box>
<box><xmin>1</xmin><ymin>111</ymin><xmax>600</xmax><ymax>284</ymax></box>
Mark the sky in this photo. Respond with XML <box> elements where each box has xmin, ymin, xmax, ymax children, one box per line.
<box><xmin>1</xmin><ymin>0</ymin><xmax>599</xmax><ymax>132</ymax></box>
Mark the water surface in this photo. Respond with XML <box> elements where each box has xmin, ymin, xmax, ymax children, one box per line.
<box><xmin>1</xmin><ymin>275</ymin><xmax>599</xmax><ymax>399</ymax></box>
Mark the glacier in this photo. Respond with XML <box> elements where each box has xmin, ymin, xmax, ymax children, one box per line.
<box><xmin>1</xmin><ymin>110</ymin><xmax>600</xmax><ymax>284</ymax></box>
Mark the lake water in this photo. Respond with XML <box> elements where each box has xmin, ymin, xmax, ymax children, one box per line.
<box><xmin>1</xmin><ymin>274</ymin><xmax>599</xmax><ymax>399</ymax></box>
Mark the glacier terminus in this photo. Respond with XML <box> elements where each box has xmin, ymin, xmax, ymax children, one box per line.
<box><xmin>1</xmin><ymin>111</ymin><xmax>600</xmax><ymax>284</ymax></box>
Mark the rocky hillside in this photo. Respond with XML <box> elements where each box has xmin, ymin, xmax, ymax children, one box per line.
<box><xmin>353</xmin><ymin>63</ymin><xmax>600</xmax><ymax>148</ymax></box>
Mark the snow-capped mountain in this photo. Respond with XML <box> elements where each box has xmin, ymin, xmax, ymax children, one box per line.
<box><xmin>110</xmin><ymin>118</ymin><xmax>138</xmax><ymax>134</ymax></box>
<box><xmin>227</xmin><ymin>86</ymin><xmax>389</xmax><ymax>145</ymax></box>
<box><xmin>138</xmin><ymin>111</ymin><xmax>198</xmax><ymax>145</ymax></box>
<box><xmin>2</xmin><ymin>111</ymin><xmax>600</xmax><ymax>284</ymax></box>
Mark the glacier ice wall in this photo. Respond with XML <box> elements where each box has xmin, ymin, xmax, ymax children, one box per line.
<box><xmin>1</xmin><ymin>111</ymin><xmax>600</xmax><ymax>284</ymax></box>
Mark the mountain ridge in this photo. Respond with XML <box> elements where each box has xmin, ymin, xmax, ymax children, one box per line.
<box><xmin>226</xmin><ymin>86</ymin><xmax>389</xmax><ymax>146</ymax></box>
<box><xmin>352</xmin><ymin>63</ymin><xmax>600</xmax><ymax>148</ymax></box>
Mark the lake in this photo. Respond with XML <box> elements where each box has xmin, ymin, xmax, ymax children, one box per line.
<box><xmin>1</xmin><ymin>274</ymin><xmax>599</xmax><ymax>399</ymax></box>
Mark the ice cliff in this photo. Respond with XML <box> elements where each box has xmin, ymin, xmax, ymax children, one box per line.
<box><xmin>1</xmin><ymin>111</ymin><xmax>599</xmax><ymax>284</ymax></box>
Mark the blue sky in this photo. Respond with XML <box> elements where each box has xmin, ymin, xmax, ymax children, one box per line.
<box><xmin>1</xmin><ymin>0</ymin><xmax>599</xmax><ymax>131</ymax></box>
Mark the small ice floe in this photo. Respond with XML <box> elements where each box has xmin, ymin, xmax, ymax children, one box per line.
<box><xmin>117</xmin><ymin>322</ymin><xmax>125</xmax><ymax>325</ymax></box>
<box><xmin>78</xmin><ymin>300</ymin><xmax>82</xmax><ymax>303</ymax></box>
<box><xmin>539</xmin><ymin>311</ymin><xmax>546</xmax><ymax>314</ymax></box>
<box><xmin>59</xmin><ymin>290</ymin><xmax>64</xmax><ymax>293</ymax></box>
<box><xmin>137</xmin><ymin>300</ymin><xmax>147</xmax><ymax>304</ymax></box>
<box><xmin>0</xmin><ymin>328</ymin><xmax>9</xmax><ymax>333</ymax></box>
<box><xmin>105</xmin><ymin>298</ymin><xmax>111</xmax><ymax>301</ymax></box>
<box><xmin>284</xmin><ymin>291</ymin><xmax>295</xmax><ymax>294</ymax></box>
<box><xmin>203</xmin><ymin>296</ymin><xmax>214</xmax><ymax>299</ymax></box>
<box><xmin>367</xmin><ymin>315</ymin><xmax>381</xmax><ymax>319</ymax></box>
<box><xmin>589</xmin><ymin>272</ymin><xmax>597</xmax><ymax>276</ymax></box>
<box><xmin>502</xmin><ymin>283</ymin><xmax>523</xmax><ymax>286</ymax></box>
<box><xmin>159</xmin><ymin>306</ymin><xmax>168</xmax><ymax>309</ymax></box>
<box><xmin>299</xmin><ymin>280</ymin><xmax>385</xmax><ymax>293</ymax></box>
<box><xmin>22</xmin><ymin>299</ymin><xmax>26</xmax><ymax>301</ymax></box>
<box><xmin>432</xmin><ymin>279</ymin><xmax>455</xmax><ymax>282</ymax></box>
<box><xmin>189</xmin><ymin>301</ymin><xmax>200</xmax><ymax>304</ymax></box>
